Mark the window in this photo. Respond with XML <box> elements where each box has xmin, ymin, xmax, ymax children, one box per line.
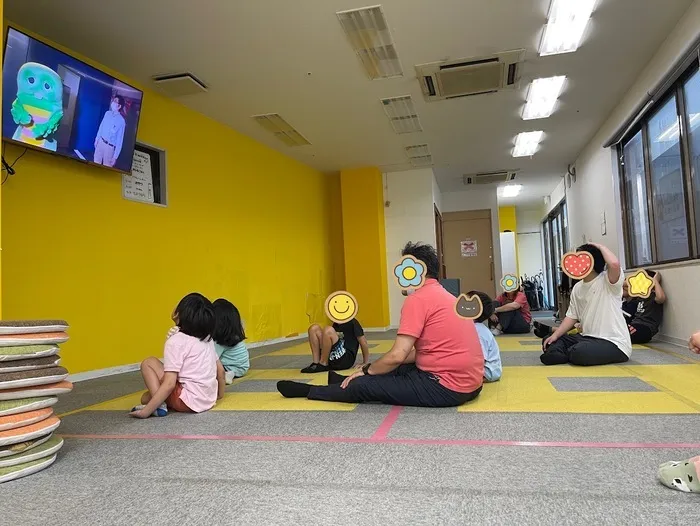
<box><xmin>622</xmin><ymin>131</ymin><xmax>652</xmax><ymax>266</ymax></box>
<box><xmin>684</xmin><ymin>69</ymin><xmax>700</xmax><ymax>247</ymax></box>
<box><xmin>619</xmin><ymin>62</ymin><xmax>700</xmax><ymax>266</ymax></box>
<box><xmin>648</xmin><ymin>96</ymin><xmax>688</xmax><ymax>261</ymax></box>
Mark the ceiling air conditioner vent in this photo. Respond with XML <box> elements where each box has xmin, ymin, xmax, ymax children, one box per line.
<box><xmin>463</xmin><ymin>171</ymin><xmax>518</xmax><ymax>186</ymax></box>
<box><xmin>416</xmin><ymin>49</ymin><xmax>524</xmax><ymax>102</ymax></box>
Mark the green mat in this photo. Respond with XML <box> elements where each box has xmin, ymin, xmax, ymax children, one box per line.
<box><xmin>0</xmin><ymin>432</ymin><xmax>52</xmax><ymax>458</ymax></box>
<box><xmin>0</xmin><ymin>345</ymin><xmax>59</xmax><ymax>362</ymax></box>
<box><xmin>0</xmin><ymin>435</ymin><xmax>63</xmax><ymax>468</ymax></box>
<box><xmin>0</xmin><ymin>453</ymin><xmax>56</xmax><ymax>483</ymax></box>
<box><xmin>0</xmin><ymin>397</ymin><xmax>57</xmax><ymax>417</ymax></box>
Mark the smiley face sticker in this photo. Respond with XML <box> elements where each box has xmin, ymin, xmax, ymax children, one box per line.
<box><xmin>394</xmin><ymin>255</ymin><xmax>427</xmax><ymax>291</ymax></box>
<box><xmin>454</xmin><ymin>293</ymin><xmax>484</xmax><ymax>320</ymax></box>
<box><xmin>324</xmin><ymin>291</ymin><xmax>359</xmax><ymax>324</ymax></box>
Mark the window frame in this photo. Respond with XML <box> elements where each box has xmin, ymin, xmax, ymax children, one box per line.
<box><xmin>617</xmin><ymin>60</ymin><xmax>700</xmax><ymax>268</ymax></box>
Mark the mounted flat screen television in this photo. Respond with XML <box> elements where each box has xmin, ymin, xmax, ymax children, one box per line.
<box><xmin>2</xmin><ymin>27</ymin><xmax>143</xmax><ymax>173</ymax></box>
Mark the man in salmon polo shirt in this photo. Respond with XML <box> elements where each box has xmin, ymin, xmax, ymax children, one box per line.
<box><xmin>276</xmin><ymin>242</ymin><xmax>484</xmax><ymax>407</ymax></box>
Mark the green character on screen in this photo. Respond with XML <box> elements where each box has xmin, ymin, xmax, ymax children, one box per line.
<box><xmin>11</xmin><ymin>62</ymin><xmax>64</xmax><ymax>151</ymax></box>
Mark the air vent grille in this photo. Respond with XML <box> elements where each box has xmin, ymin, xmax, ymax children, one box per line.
<box><xmin>380</xmin><ymin>96</ymin><xmax>423</xmax><ymax>134</ymax></box>
<box><xmin>252</xmin><ymin>114</ymin><xmax>311</xmax><ymax>147</ymax></box>
<box><xmin>404</xmin><ymin>144</ymin><xmax>433</xmax><ymax>167</ymax></box>
<box><xmin>337</xmin><ymin>6</ymin><xmax>403</xmax><ymax>79</ymax></box>
<box><xmin>152</xmin><ymin>73</ymin><xmax>207</xmax><ymax>97</ymax></box>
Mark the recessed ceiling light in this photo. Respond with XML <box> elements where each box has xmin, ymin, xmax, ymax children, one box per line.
<box><xmin>539</xmin><ymin>0</ymin><xmax>597</xmax><ymax>56</ymax></box>
<box><xmin>252</xmin><ymin>114</ymin><xmax>311</xmax><ymax>147</ymax></box>
<box><xmin>522</xmin><ymin>76</ymin><xmax>566</xmax><ymax>120</ymax></box>
<box><xmin>337</xmin><ymin>6</ymin><xmax>403</xmax><ymax>79</ymax></box>
<box><xmin>500</xmin><ymin>184</ymin><xmax>523</xmax><ymax>198</ymax></box>
<box><xmin>381</xmin><ymin>96</ymin><xmax>423</xmax><ymax>134</ymax></box>
<box><xmin>512</xmin><ymin>131</ymin><xmax>544</xmax><ymax>157</ymax></box>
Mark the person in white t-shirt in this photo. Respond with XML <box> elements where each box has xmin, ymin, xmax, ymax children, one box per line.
<box><xmin>540</xmin><ymin>243</ymin><xmax>632</xmax><ymax>366</ymax></box>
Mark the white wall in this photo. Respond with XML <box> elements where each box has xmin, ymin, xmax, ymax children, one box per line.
<box><xmin>383</xmin><ymin>169</ymin><xmax>438</xmax><ymax>327</ymax></box>
<box><xmin>517</xmin><ymin>206</ymin><xmax>544</xmax><ymax>233</ymax></box>
<box><xmin>500</xmin><ymin>232</ymin><xmax>518</xmax><ymax>276</ymax></box>
<box><xmin>440</xmin><ymin>186</ymin><xmax>503</xmax><ymax>294</ymax></box>
<box><xmin>543</xmin><ymin>179</ymin><xmax>566</xmax><ymax>218</ymax></box>
<box><xmin>432</xmin><ymin>173</ymin><xmax>443</xmax><ymax>213</ymax></box>
<box><xmin>517</xmin><ymin>232</ymin><xmax>543</xmax><ymax>278</ymax></box>
<box><xmin>566</xmin><ymin>0</ymin><xmax>700</xmax><ymax>342</ymax></box>
<box><xmin>516</xmin><ymin>206</ymin><xmax>545</xmax><ymax>279</ymax></box>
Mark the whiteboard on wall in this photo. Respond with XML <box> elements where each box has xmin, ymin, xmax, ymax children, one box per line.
<box><xmin>121</xmin><ymin>142</ymin><xmax>167</xmax><ymax>206</ymax></box>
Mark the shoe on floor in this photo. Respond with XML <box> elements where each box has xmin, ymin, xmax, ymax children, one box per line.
<box><xmin>490</xmin><ymin>328</ymin><xmax>502</xmax><ymax>336</ymax></box>
<box><xmin>224</xmin><ymin>370</ymin><xmax>237</xmax><ymax>385</ymax></box>
<box><xmin>131</xmin><ymin>403</ymin><xmax>168</xmax><ymax>417</ymax></box>
<box><xmin>300</xmin><ymin>363</ymin><xmax>330</xmax><ymax>374</ymax></box>
<box><xmin>658</xmin><ymin>456</ymin><xmax>700</xmax><ymax>492</ymax></box>
<box><xmin>277</xmin><ymin>381</ymin><xmax>312</xmax><ymax>398</ymax></box>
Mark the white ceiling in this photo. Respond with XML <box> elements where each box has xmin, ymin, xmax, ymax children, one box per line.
<box><xmin>6</xmin><ymin>0</ymin><xmax>694</xmax><ymax>207</ymax></box>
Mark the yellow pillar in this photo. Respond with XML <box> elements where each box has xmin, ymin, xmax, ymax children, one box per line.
<box><xmin>498</xmin><ymin>206</ymin><xmax>517</xmax><ymax>232</ymax></box>
<box><xmin>0</xmin><ymin>1</ymin><xmax>4</xmax><ymax>318</ymax></box>
<box><xmin>340</xmin><ymin>167</ymin><xmax>389</xmax><ymax>328</ymax></box>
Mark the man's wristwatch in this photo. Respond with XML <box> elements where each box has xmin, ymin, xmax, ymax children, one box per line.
<box><xmin>362</xmin><ymin>363</ymin><xmax>372</xmax><ymax>376</ymax></box>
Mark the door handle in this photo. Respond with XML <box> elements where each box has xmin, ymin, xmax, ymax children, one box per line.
<box><xmin>490</xmin><ymin>261</ymin><xmax>494</xmax><ymax>281</ymax></box>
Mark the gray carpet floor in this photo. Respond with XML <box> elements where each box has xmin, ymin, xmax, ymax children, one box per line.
<box><xmin>1</xmin><ymin>439</ymin><xmax>698</xmax><ymax>525</ymax></box>
<box><xmin>3</xmin><ymin>331</ymin><xmax>698</xmax><ymax>525</ymax></box>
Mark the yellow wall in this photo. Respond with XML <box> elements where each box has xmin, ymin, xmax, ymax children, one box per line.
<box><xmin>340</xmin><ymin>167</ymin><xmax>389</xmax><ymax>328</ymax></box>
<box><xmin>498</xmin><ymin>206</ymin><xmax>517</xmax><ymax>232</ymax></box>
<box><xmin>1</xmin><ymin>25</ymin><xmax>342</xmax><ymax>373</ymax></box>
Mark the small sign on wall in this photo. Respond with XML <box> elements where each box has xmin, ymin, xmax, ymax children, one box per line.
<box><xmin>123</xmin><ymin>149</ymin><xmax>154</xmax><ymax>203</ymax></box>
<box><xmin>121</xmin><ymin>142</ymin><xmax>167</xmax><ymax>206</ymax></box>
<box><xmin>461</xmin><ymin>239</ymin><xmax>477</xmax><ymax>257</ymax></box>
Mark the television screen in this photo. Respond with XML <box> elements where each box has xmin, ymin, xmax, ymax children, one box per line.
<box><xmin>2</xmin><ymin>27</ymin><xmax>143</xmax><ymax>173</ymax></box>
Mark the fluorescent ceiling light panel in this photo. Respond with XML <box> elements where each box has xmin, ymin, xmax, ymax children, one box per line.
<box><xmin>522</xmin><ymin>76</ymin><xmax>566</xmax><ymax>120</ymax></box>
<box><xmin>337</xmin><ymin>6</ymin><xmax>403</xmax><ymax>79</ymax></box>
<box><xmin>539</xmin><ymin>0</ymin><xmax>596</xmax><ymax>56</ymax></box>
<box><xmin>252</xmin><ymin>113</ymin><xmax>311</xmax><ymax>146</ymax></box>
<box><xmin>500</xmin><ymin>184</ymin><xmax>523</xmax><ymax>198</ymax></box>
<box><xmin>512</xmin><ymin>131</ymin><xmax>544</xmax><ymax>157</ymax></box>
<box><xmin>381</xmin><ymin>96</ymin><xmax>423</xmax><ymax>134</ymax></box>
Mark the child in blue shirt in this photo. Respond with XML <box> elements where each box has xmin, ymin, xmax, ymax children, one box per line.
<box><xmin>212</xmin><ymin>299</ymin><xmax>250</xmax><ymax>384</ymax></box>
<box><xmin>467</xmin><ymin>290</ymin><xmax>502</xmax><ymax>382</ymax></box>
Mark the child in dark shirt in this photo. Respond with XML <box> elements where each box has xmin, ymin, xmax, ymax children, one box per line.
<box><xmin>622</xmin><ymin>270</ymin><xmax>666</xmax><ymax>344</ymax></box>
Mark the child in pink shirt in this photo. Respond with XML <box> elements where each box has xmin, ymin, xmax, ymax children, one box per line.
<box><xmin>130</xmin><ymin>293</ymin><xmax>224</xmax><ymax>418</ymax></box>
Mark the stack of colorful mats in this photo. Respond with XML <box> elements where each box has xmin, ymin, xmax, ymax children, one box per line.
<box><xmin>0</xmin><ymin>320</ymin><xmax>72</xmax><ymax>483</ymax></box>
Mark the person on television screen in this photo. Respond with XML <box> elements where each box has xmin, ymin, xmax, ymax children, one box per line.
<box><xmin>94</xmin><ymin>95</ymin><xmax>126</xmax><ymax>168</ymax></box>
